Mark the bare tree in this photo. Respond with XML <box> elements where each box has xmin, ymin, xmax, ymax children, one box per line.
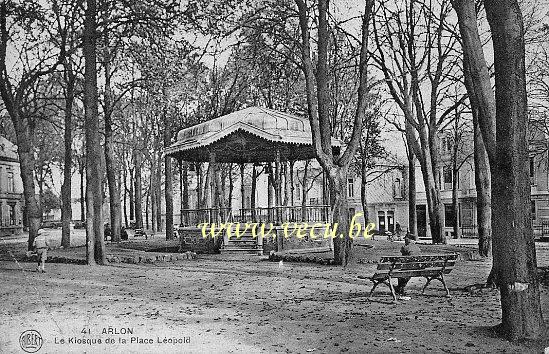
<box><xmin>53</xmin><ymin>0</ymin><xmax>83</xmax><ymax>249</ymax></box>
<box><xmin>83</xmin><ymin>0</ymin><xmax>105</xmax><ymax>264</ymax></box>
<box><xmin>453</xmin><ymin>0</ymin><xmax>544</xmax><ymax>341</ymax></box>
<box><xmin>373</xmin><ymin>0</ymin><xmax>464</xmax><ymax>244</ymax></box>
<box><xmin>452</xmin><ymin>0</ymin><xmax>494</xmax><ymax>257</ymax></box>
<box><xmin>295</xmin><ymin>0</ymin><xmax>374</xmax><ymax>265</ymax></box>
<box><xmin>0</xmin><ymin>1</ymin><xmax>68</xmax><ymax>250</ymax></box>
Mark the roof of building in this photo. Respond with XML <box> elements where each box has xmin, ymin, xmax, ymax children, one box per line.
<box><xmin>0</xmin><ymin>136</ymin><xmax>18</xmax><ymax>162</ymax></box>
<box><xmin>165</xmin><ymin>107</ymin><xmax>341</xmax><ymax>163</ymax></box>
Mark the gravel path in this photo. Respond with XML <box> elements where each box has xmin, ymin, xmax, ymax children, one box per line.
<box><xmin>1</xmin><ymin>240</ymin><xmax>548</xmax><ymax>353</ymax></box>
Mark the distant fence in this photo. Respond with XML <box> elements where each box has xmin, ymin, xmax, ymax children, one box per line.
<box><xmin>462</xmin><ymin>222</ymin><xmax>549</xmax><ymax>239</ymax></box>
<box><xmin>177</xmin><ymin>205</ymin><xmax>330</xmax><ymax>227</ymax></box>
<box><xmin>460</xmin><ymin>225</ymin><xmax>477</xmax><ymax>238</ymax></box>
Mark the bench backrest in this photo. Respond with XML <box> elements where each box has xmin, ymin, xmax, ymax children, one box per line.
<box><xmin>373</xmin><ymin>254</ymin><xmax>458</xmax><ymax>279</ymax></box>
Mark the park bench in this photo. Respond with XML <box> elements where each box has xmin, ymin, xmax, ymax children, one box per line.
<box><xmin>365</xmin><ymin>253</ymin><xmax>459</xmax><ymax>301</ymax></box>
<box><xmin>134</xmin><ymin>228</ymin><xmax>147</xmax><ymax>239</ymax></box>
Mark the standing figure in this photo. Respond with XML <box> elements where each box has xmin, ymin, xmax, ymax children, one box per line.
<box><xmin>33</xmin><ymin>229</ymin><xmax>51</xmax><ymax>273</ymax></box>
<box><xmin>395</xmin><ymin>222</ymin><xmax>402</xmax><ymax>241</ymax></box>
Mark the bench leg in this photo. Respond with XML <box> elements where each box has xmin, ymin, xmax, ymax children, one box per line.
<box><xmin>387</xmin><ymin>276</ymin><xmax>397</xmax><ymax>301</ymax></box>
<box><xmin>422</xmin><ymin>275</ymin><xmax>451</xmax><ymax>297</ymax></box>
<box><xmin>369</xmin><ymin>280</ymin><xmax>381</xmax><ymax>297</ymax></box>
<box><xmin>422</xmin><ymin>276</ymin><xmax>433</xmax><ymax>294</ymax></box>
<box><xmin>440</xmin><ymin>273</ymin><xmax>450</xmax><ymax>297</ymax></box>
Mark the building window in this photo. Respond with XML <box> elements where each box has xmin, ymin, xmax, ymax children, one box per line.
<box><xmin>245</xmin><ymin>196</ymin><xmax>251</xmax><ymax>209</ymax></box>
<box><xmin>387</xmin><ymin>210</ymin><xmax>395</xmax><ymax>233</ymax></box>
<box><xmin>7</xmin><ymin>170</ymin><xmax>14</xmax><ymax>193</ymax></box>
<box><xmin>444</xmin><ymin>203</ymin><xmax>456</xmax><ymax>228</ymax></box>
<box><xmin>532</xmin><ymin>200</ymin><xmax>536</xmax><ymax>220</ymax></box>
<box><xmin>443</xmin><ymin>166</ymin><xmax>452</xmax><ymax>184</ymax></box>
<box><xmin>377</xmin><ymin>211</ymin><xmax>386</xmax><ymax>232</ymax></box>
<box><xmin>309</xmin><ymin>197</ymin><xmax>319</xmax><ymax>205</ymax></box>
<box><xmin>530</xmin><ymin>157</ymin><xmax>535</xmax><ymax>185</ymax></box>
<box><xmin>443</xmin><ymin>166</ymin><xmax>452</xmax><ymax>190</ymax></box>
<box><xmin>348</xmin><ymin>207</ymin><xmax>356</xmax><ymax>222</ymax></box>
<box><xmin>347</xmin><ymin>178</ymin><xmax>354</xmax><ymax>198</ymax></box>
<box><xmin>442</xmin><ymin>136</ymin><xmax>453</xmax><ymax>153</ymax></box>
<box><xmin>8</xmin><ymin>203</ymin><xmax>15</xmax><ymax>225</ymax></box>
<box><xmin>394</xmin><ymin>178</ymin><xmax>402</xmax><ymax>198</ymax></box>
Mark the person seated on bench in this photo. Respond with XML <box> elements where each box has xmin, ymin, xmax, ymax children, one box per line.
<box><xmin>394</xmin><ymin>234</ymin><xmax>421</xmax><ymax>295</ymax></box>
<box><xmin>121</xmin><ymin>226</ymin><xmax>128</xmax><ymax>240</ymax></box>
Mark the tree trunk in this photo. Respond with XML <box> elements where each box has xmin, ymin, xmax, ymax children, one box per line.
<box><xmin>484</xmin><ymin>0</ymin><xmax>544</xmax><ymax>340</ymax></box>
<box><xmin>429</xmin><ymin>186</ymin><xmax>445</xmax><ymax>244</ymax></box>
<box><xmin>473</xmin><ymin>108</ymin><xmax>492</xmax><ymax>257</ymax></box>
<box><xmin>453</xmin><ymin>0</ymin><xmax>495</xmax><ymax>266</ymax></box>
<box><xmin>123</xmin><ymin>165</ymin><xmax>128</xmax><ymax>227</ymax></box>
<box><xmin>117</xmin><ymin>172</ymin><xmax>122</xmax><ymax>230</ymax></box>
<box><xmin>61</xmin><ymin>66</ymin><xmax>74</xmax><ymax>248</ymax></box>
<box><xmin>164</xmin><ymin>105</ymin><xmax>174</xmax><ymax>238</ymax></box>
<box><xmin>228</xmin><ymin>164</ymin><xmax>234</xmax><ymax>209</ymax></box>
<box><xmin>134</xmin><ymin>151</ymin><xmax>143</xmax><ymax>229</ymax></box>
<box><xmin>452</xmin><ymin>115</ymin><xmax>461</xmax><ymax>240</ymax></box>
<box><xmin>209</xmin><ymin>158</ymin><xmax>216</xmax><ymax>210</ymax></box>
<box><xmin>295</xmin><ymin>0</ymin><xmax>374</xmax><ymax>267</ymax></box>
<box><xmin>452</xmin><ymin>0</ymin><xmax>496</xmax><ymax>161</ymax></box>
<box><xmin>156</xmin><ymin>154</ymin><xmax>162</xmax><ymax>232</ymax></box>
<box><xmin>129</xmin><ymin>167</ymin><xmax>135</xmax><ymax>224</ymax></box>
<box><xmin>452</xmin><ymin>161</ymin><xmax>460</xmax><ymax>240</ymax></box>
<box><xmin>151</xmin><ymin>172</ymin><xmax>156</xmax><ymax>233</ymax></box>
<box><xmin>240</xmin><ymin>163</ymin><xmax>245</xmax><ymax>209</ymax></box>
<box><xmin>202</xmin><ymin>162</ymin><xmax>212</xmax><ymax>207</ymax></box>
<box><xmin>267</xmin><ymin>163</ymin><xmax>273</xmax><ymax>208</ymax></box>
<box><xmin>284</xmin><ymin>161</ymin><xmax>291</xmax><ymax>207</ymax></box>
<box><xmin>251</xmin><ymin>165</ymin><xmax>257</xmax><ymax>220</ymax></box>
<box><xmin>14</xmin><ymin>128</ymin><xmax>41</xmax><ymax>251</ymax></box>
<box><xmin>330</xmin><ymin>171</ymin><xmax>351</xmax><ymax>266</ymax></box>
<box><xmin>104</xmin><ymin>45</ymin><xmax>121</xmax><ymax>243</ymax></box>
<box><xmin>37</xmin><ymin>178</ymin><xmax>44</xmax><ymax>215</ymax></box>
<box><xmin>80</xmin><ymin>160</ymin><xmax>85</xmax><ymax>222</ymax></box>
<box><xmin>165</xmin><ymin>155</ymin><xmax>174</xmax><ymax>239</ymax></box>
<box><xmin>426</xmin><ymin>133</ymin><xmax>446</xmax><ymax>244</ymax></box>
<box><xmin>214</xmin><ymin>159</ymin><xmax>227</xmax><ymax>212</ymax></box>
<box><xmin>301</xmin><ymin>161</ymin><xmax>309</xmax><ymax>220</ymax></box>
<box><xmin>360</xmin><ymin>152</ymin><xmax>369</xmax><ymax>223</ymax></box>
<box><xmin>83</xmin><ymin>0</ymin><xmax>104</xmax><ymax>264</ymax></box>
<box><xmin>145</xmin><ymin>185</ymin><xmax>150</xmax><ymax>230</ymax></box>
<box><xmin>181</xmin><ymin>161</ymin><xmax>189</xmax><ymax>224</ymax></box>
<box><xmin>85</xmin><ymin>170</ymin><xmax>95</xmax><ymax>265</ymax></box>
<box><xmin>0</xmin><ymin>4</ymin><xmax>40</xmax><ymax>249</ymax></box>
<box><xmin>221</xmin><ymin>165</ymin><xmax>227</xmax><ymax>209</ymax></box>
<box><xmin>408</xmin><ymin>150</ymin><xmax>417</xmax><ymax>238</ymax></box>
<box><xmin>289</xmin><ymin>161</ymin><xmax>295</xmax><ymax>207</ymax></box>
<box><xmin>274</xmin><ymin>150</ymin><xmax>283</xmax><ymax>251</ymax></box>
<box><xmin>417</xmin><ymin>150</ymin><xmax>445</xmax><ymax>244</ymax></box>
<box><xmin>196</xmin><ymin>163</ymin><xmax>202</xmax><ymax>208</ymax></box>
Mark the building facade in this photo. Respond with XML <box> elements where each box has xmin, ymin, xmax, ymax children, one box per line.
<box><xmin>363</xmin><ymin>128</ymin><xmax>549</xmax><ymax>240</ymax></box>
<box><xmin>0</xmin><ymin>136</ymin><xmax>24</xmax><ymax>236</ymax></box>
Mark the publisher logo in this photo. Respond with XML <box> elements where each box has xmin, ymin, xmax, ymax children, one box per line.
<box><xmin>19</xmin><ymin>330</ymin><xmax>43</xmax><ymax>353</ymax></box>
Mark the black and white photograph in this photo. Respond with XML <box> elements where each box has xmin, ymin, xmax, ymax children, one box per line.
<box><xmin>0</xmin><ymin>0</ymin><xmax>548</xmax><ymax>352</ymax></box>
